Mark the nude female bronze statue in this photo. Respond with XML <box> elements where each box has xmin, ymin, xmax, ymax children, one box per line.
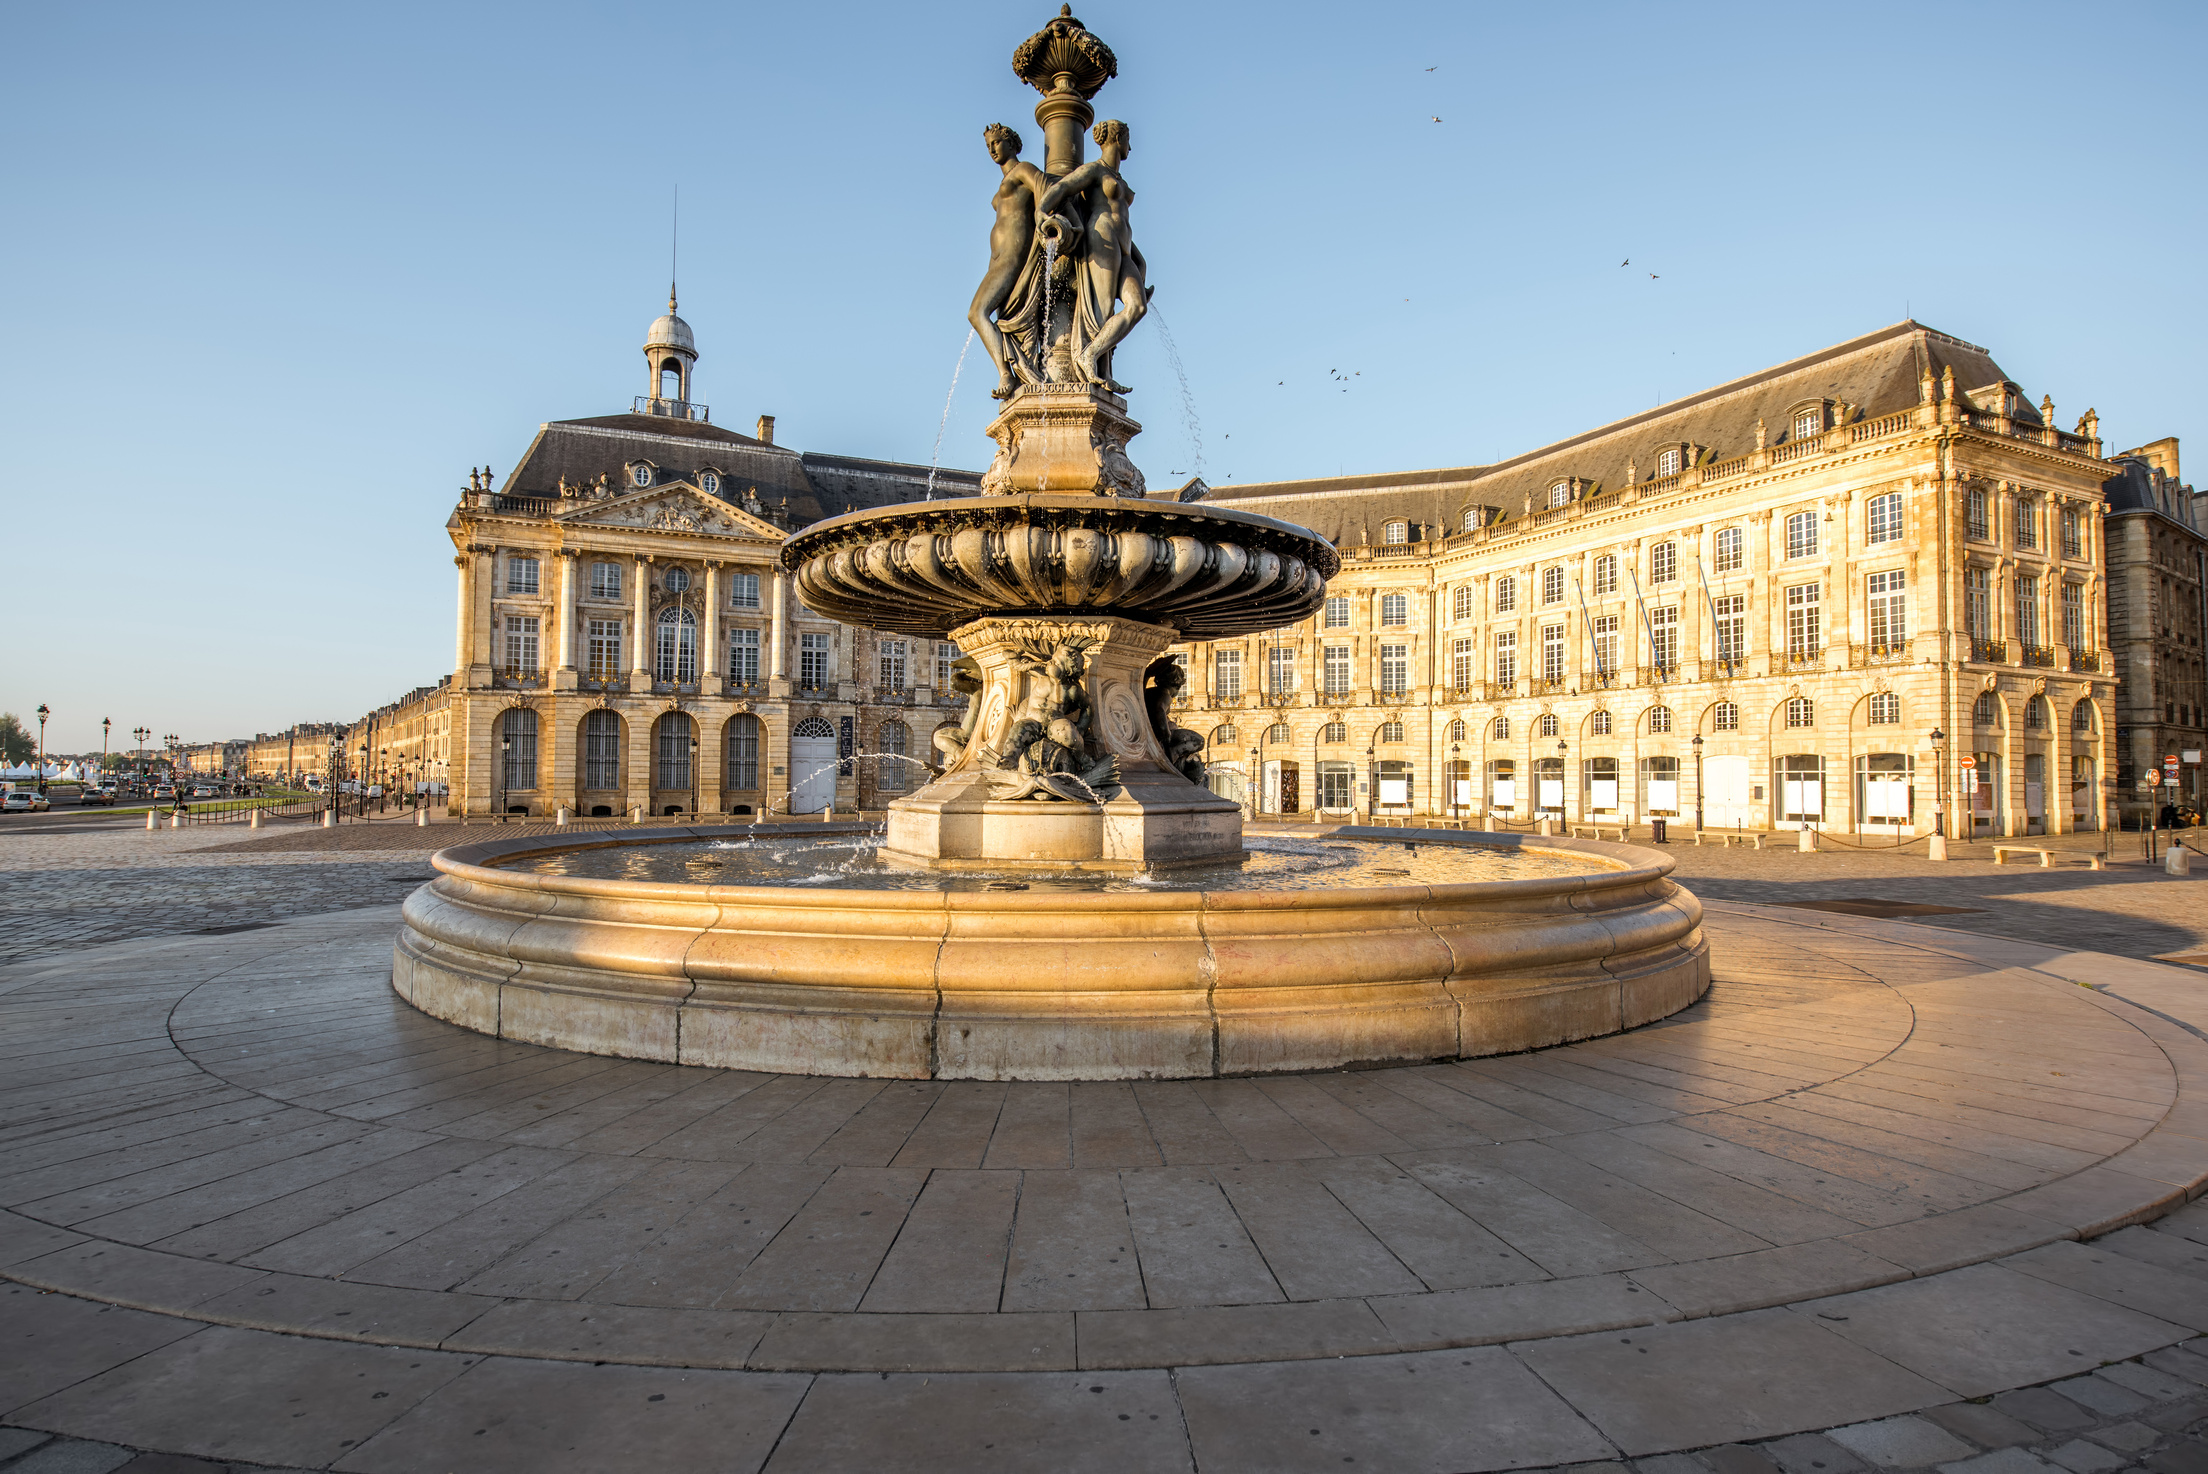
<box><xmin>967</xmin><ymin>124</ymin><xmax>1048</xmax><ymax>399</ymax></box>
<box><xmin>1037</xmin><ymin>118</ymin><xmax>1148</xmax><ymax>394</ymax></box>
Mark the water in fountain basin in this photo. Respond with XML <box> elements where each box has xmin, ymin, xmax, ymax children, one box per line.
<box><xmin>497</xmin><ymin>834</ymin><xmax>1606</xmax><ymax>893</ymax></box>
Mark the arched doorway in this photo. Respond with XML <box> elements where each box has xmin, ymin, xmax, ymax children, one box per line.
<box><xmin>725</xmin><ymin>714</ymin><xmax>763</xmax><ymax>810</ymax></box>
<box><xmin>578</xmin><ymin>709</ymin><xmax>622</xmax><ymax>810</ymax></box>
<box><xmin>654</xmin><ymin>712</ymin><xmax>695</xmax><ymax>814</ymax></box>
<box><xmin>497</xmin><ymin>708</ymin><xmax>537</xmax><ymax>815</ymax></box>
<box><xmin>790</xmin><ymin>716</ymin><xmax>837</xmax><ymax>814</ymax></box>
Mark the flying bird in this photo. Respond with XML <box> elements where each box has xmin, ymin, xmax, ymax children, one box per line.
<box><xmin>1425</xmin><ymin>66</ymin><xmax>1437</xmax><ymax>71</ymax></box>
<box><xmin>1620</xmin><ymin>259</ymin><xmax>1629</xmax><ymax>267</ymax></box>
<box><xmin>1429</xmin><ymin>116</ymin><xmax>1443</xmax><ymax>123</ymax></box>
<box><xmin>1649</xmin><ymin>272</ymin><xmax>1659</xmax><ymax>279</ymax></box>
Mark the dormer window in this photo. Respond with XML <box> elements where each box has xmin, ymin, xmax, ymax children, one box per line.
<box><xmin>699</xmin><ymin>470</ymin><xmax>721</xmax><ymax>495</ymax></box>
<box><xmin>1461</xmin><ymin>508</ymin><xmax>1481</xmax><ymax>533</ymax></box>
<box><xmin>628</xmin><ymin>462</ymin><xmax>655</xmax><ymax>489</ymax></box>
<box><xmin>1792</xmin><ymin>406</ymin><xmax>1824</xmax><ymax>440</ymax></box>
<box><xmin>1384</xmin><ymin>521</ymin><xmax>1409</xmax><ymax>545</ymax></box>
<box><xmin>1548</xmin><ymin>480</ymin><xmax>1572</xmax><ymax>509</ymax></box>
<box><xmin>1656</xmin><ymin>447</ymin><xmax>1682</xmax><ymax>477</ymax></box>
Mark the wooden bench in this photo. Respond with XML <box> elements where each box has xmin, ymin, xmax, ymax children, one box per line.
<box><xmin>1992</xmin><ymin>845</ymin><xmax>2105</xmax><ymax>870</ymax></box>
<box><xmin>1569</xmin><ymin>824</ymin><xmax>1630</xmax><ymax>842</ymax></box>
<box><xmin>1693</xmin><ymin>830</ymin><xmax>1766</xmax><ymax>849</ymax></box>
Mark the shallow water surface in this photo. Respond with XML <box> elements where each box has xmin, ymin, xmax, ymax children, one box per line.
<box><xmin>497</xmin><ymin>834</ymin><xmax>1608</xmax><ymax>893</ymax></box>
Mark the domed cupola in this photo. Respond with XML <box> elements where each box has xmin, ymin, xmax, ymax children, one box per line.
<box><xmin>641</xmin><ymin>288</ymin><xmax>699</xmax><ymax>418</ymax></box>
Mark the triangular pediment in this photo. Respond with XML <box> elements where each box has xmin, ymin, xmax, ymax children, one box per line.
<box><xmin>558</xmin><ymin>483</ymin><xmax>783</xmax><ymax>539</ymax></box>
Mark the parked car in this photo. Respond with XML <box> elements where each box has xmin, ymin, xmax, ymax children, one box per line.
<box><xmin>191</xmin><ymin>786</ymin><xmax>216</xmax><ymax>798</ymax></box>
<box><xmin>153</xmin><ymin>785</ymin><xmax>176</xmax><ymax>800</ymax></box>
<box><xmin>78</xmin><ymin>787</ymin><xmax>117</xmax><ymax>806</ymax></box>
<box><xmin>1</xmin><ymin>792</ymin><xmax>51</xmax><ymax>813</ymax></box>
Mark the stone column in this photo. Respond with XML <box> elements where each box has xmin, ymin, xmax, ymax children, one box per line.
<box><xmin>769</xmin><ymin>570</ymin><xmax>790</xmax><ymax>693</ymax></box>
<box><xmin>630</xmin><ymin>556</ymin><xmax>652</xmax><ymax>692</ymax></box>
<box><xmin>2049</xmin><ymin>699</ymin><xmax>2070</xmax><ymax>836</ymax></box>
<box><xmin>626</xmin><ymin>709</ymin><xmax>653</xmax><ymax>817</ymax></box>
<box><xmin>702</xmin><ymin>563</ymin><xmax>721</xmax><ymax>691</ymax></box>
<box><xmin>468</xmin><ymin>547</ymin><xmax>495</xmax><ymax>688</ymax></box>
<box><xmin>554</xmin><ymin>552</ymin><xmax>579</xmax><ymax>691</ymax></box>
<box><xmin>453</xmin><ymin>554</ymin><xmax>471</xmax><ymax>678</ymax></box>
<box><xmin>698</xmin><ymin>711</ymin><xmax>723</xmax><ymax>816</ymax></box>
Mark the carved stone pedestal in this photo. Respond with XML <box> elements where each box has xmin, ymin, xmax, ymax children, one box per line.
<box><xmin>978</xmin><ymin>384</ymin><xmax>1146</xmax><ymax>499</ymax></box>
<box><xmin>883</xmin><ymin>614</ymin><xmax>1240</xmax><ymax>871</ymax></box>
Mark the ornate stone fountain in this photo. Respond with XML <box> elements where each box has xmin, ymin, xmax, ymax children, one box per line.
<box><xmin>390</xmin><ymin>10</ymin><xmax>1709</xmax><ymax>1081</ymax></box>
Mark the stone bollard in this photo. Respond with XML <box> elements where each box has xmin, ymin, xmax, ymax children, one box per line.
<box><xmin>822</xmin><ymin>806</ymin><xmax>836</xmax><ymax>823</ymax></box>
<box><xmin>417</xmin><ymin>807</ymin><xmax>429</xmax><ymax>827</ymax></box>
<box><xmin>632</xmin><ymin>806</ymin><xmax>645</xmax><ymax>824</ymax></box>
<box><xmin>1536</xmin><ymin>817</ymin><xmax>1552</xmax><ymax>837</ymax></box>
<box><xmin>1929</xmin><ymin>833</ymin><xmax>1948</xmax><ymax>861</ymax></box>
<box><xmin>169</xmin><ymin>813</ymin><xmax>181</xmax><ymax>829</ymax></box>
<box><xmin>1798</xmin><ymin>827</ymin><xmax>1817</xmax><ymax>853</ymax></box>
<box><xmin>322</xmin><ymin>809</ymin><xmax>334</xmax><ymax>828</ymax></box>
<box><xmin>555</xmin><ymin>808</ymin><xmax>569</xmax><ymax>827</ymax></box>
<box><xmin>146</xmin><ymin>810</ymin><xmax>157</xmax><ymax>831</ymax></box>
<box><xmin>2169</xmin><ymin>841</ymin><xmax>2191</xmax><ymax>877</ymax></box>
<box><xmin>249</xmin><ymin>808</ymin><xmax>262</xmax><ymax>829</ymax></box>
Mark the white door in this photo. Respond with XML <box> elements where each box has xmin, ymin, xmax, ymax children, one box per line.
<box><xmin>1704</xmin><ymin>755</ymin><xmax>1753</xmax><ymax>829</ymax></box>
<box><xmin>789</xmin><ymin>718</ymin><xmax>837</xmax><ymax>814</ymax></box>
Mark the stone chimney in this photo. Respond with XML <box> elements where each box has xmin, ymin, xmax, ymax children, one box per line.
<box><xmin>756</xmin><ymin>415</ymin><xmax>776</xmax><ymax>445</ymax></box>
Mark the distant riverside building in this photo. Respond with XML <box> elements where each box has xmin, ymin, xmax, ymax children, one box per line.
<box><xmin>430</xmin><ymin>295</ymin><xmax>981</xmax><ymax>818</ymax></box>
<box><xmin>242</xmin><ymin>724</ymin><xmax>345</xmax><ymax>784</ymax></box>
<box><xmin>2101</xmin><ymin>438</ymin><xmax>2207</xmax><ymax>820</ymax></box>
<box><xmin>1188</xmin><ymin>322</ymin><xmax>2123</xmax><ymax>839</ymax></box>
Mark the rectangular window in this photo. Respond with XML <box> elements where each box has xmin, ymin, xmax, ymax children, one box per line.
<box><xmin>589</xmin><ymin>561</ymin><xmax>622</xmax><ymax>600</ymax></box>
<box><xmin>586</xmin><ymin>619</ymin><xmax>622</xmax><ymax>679</ymax></box>
<box><xmin>1323</xmin><ymin>595</ymin><xmax>1350</xmax><ymax>628</ymax></box>
<box><xmin>1494</xmin><ymin>576</ymin><xmax>1517</xmax><ymax>613</ymax></box>
<box><xmin>1785</xmin><ymin>511</ymin><xmax>1818</xmax><ymax>560</ymax></box>
<box><xmin>1214</xmin><ymin>648</ymin><xmax>1244</xmax><ymax>699</ymax></box>
<box><xmin>1541</xmin><ymin>624</ymin><xmax>1565</xmax><ymax>684</ymax></box>
<box><xmin>2016</xmin><ymin>573</ymin><xmax>2041</xmax><ymax>648</ymax></box>
<box><xmin>1451</xmin><ymin>637</ymin><xmax>1477</xmax><ymax>689</ymax></box>
<box><xmin>2063</xmin><ymin>583</ymin><xmax>2085</xmax><ymax>650</ymax></box>
<box><xmin>729</xmin><ymin>571</ymin><xmax>761</xmax><ymax>608</ymax></box>
<box><xmin>799</xmin><ymin>631</ymin><xmax>830</xmax><ymax>688</ymax></box>
<box><xmin>1493</xmin><ymin>631</ymin><xmax>1518</xmax><ymax>687</ymax></box>
<box><xmin>1867</xmin><ymin>491</ymin><xmax>1903</xmax><ymax>545</ymax></box>
<box><xmin>1379</xmin><ymin>592</ymin><xmax>1409</xmax><ymax>627</ymax></box>
<box><xmin>1379</xmin><ymin>643</ymin><xmax>1409</xmax><ymax>695</ymax></box>
<box><xmin>936</xmin><ymin>641</ymin><xmax>959</xmax><ymax>689</ymax></box>
<box><xmin>1658</xmin><ymin>447</ymin><xmax>1682</xmax><ymax>477</ymax></box>
<box><xmin>2062</xmin><ymin>507</ymin><xmax>2083</xmax><ymax>559</ymax></box>
<box><xmin>729</xmin><ymin>627</ymin><xmax>760</xmax><ymax>684</ymax></box>
<box><xmin>878</xmin><ymin>638</ymin><xmax>908</xmax><ymax>690</ymax></box>
<box><xmin>1967</xmin><ymin>489</ymin><xmax>1989</xmax><ymax>541</ymax></box>
<box><xmin>1591</xmin><ymin>615</ymin><xmax>1618</xmax><ymax>675</ymax></box>
<box><xmin>1650</xmin><ymin>606</ymin><xmax>1678</xmax><ymax>670</ymax></box>
<box><xmin>1794</xmin><ymin>408</ymin><xmax>1822</xmax><ymax>440</ymax></box>
<box><xmin>1713</xmin><ymin>595</ymin><xmax>1745</xmax><ymax>663</ymax></box>
<box><xmin>655</xmin><ymin>614</ymin><xmax>697</xmax><ymax>683</ymax></box>
<box><xmin>1786</xmin><ymin>583</ymin><xmax>1821</xmax><ymax>659</ymax></box>
<box><xmin>1317</xmin><ymin>763</ymin><xmax>1353</xmax><ymax>809</ymax></box>
<box><xmin>1323</xmin><ymin>644</ymin><xmax>1351</xmax><ymax>696</ymax></box>
<box><xmin>507</xmin><ymin>556</ymin><xmax>540</xmax><ymax>595</ymax></box>
<box><xmin>1451</xmin><ymin>585</ymin><xmax>1475</xmax><ymax>622</ymax></box>
<box><xmin>1868</xmin><ymin>570</ymin><xmax>1907</xmax><ymax>650</ymax></box>
<box><xmin>583</xmin><ymin>712</ymin><xmax>620</xmax><ymax>789</ymax></box>
<box><xmin>1650</xmin><ymin>543</ymin><xmax>1677</xmax><ymax>583</ymax></box>
<box><xmin>503</xmin><ymin>615</ymin><xmax>539</xmax><ymax>674</ymax></box>
<box><xmin>1965</xmin><ymin>567</ymin><xmax>1990</xmax><ymax>637</ymax></box>
<box><xmin>728</xmin><ymin>720</ymin><xmax>759</xmax><ymax>790</ymax></box>
<box><xmin>1705</xmin><ymin>528</ymin><xmax>1739</xmax><ymax>575</ymax></box>
<box><xmin>2015</xmin><ymin>500</ymin><xmax>2037</xmax><ymax>551</ymax></box>
<box><xmin>1542</xmin><ymin>567</ymin><xmax>1564</xmax><ymax>604</ymax></box>
<box><xmin>1266</xmin><ymin>644</ymin><xmax>1295</xmax><ymax>695</ymax></box>
<box><xmin>1593</xmin><ymin>555</ymin><xmax>1617</xmax><ymax>595</ymax></box>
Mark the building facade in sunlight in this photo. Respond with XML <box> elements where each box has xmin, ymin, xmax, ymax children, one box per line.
<box><xmin>1184</xmin><ymin>322</ymin><xmax>2124</xmax><ymax>840</ymax></box>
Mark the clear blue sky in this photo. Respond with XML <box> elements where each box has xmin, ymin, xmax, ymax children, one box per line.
<box><xmin>4</xmin><ymin>1</ymin><xmax>2201</xmax><ymax>753</ymax></box>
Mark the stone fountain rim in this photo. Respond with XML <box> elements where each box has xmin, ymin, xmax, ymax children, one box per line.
<box><xmin>425</xmin><ymin>822</ymin><xmax>1666</xmax><ymax>912</ymax></box>
<box><xmin>776</xmin><ymin>493</ymin><xmax>1344</xmax><ymax>579</ymax></box>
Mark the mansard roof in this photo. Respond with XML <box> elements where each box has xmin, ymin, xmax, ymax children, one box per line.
<box><xmin>1205</xmin><ymin>321</ymin><xmax>2020</xmax><ymax>546</ymax></box>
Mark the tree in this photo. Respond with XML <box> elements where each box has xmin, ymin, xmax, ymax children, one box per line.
<box><xmin>0</xmin><ymin>713</ymin><xmax>33</xmax><ymax>766</ymax></box>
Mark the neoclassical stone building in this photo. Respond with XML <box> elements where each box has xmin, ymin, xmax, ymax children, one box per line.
<box><xmin>2102</xmin><ymin>438</ymin><xmax>2206</xmax><ymax>821</ymax></box>
<box><xmin>441</xmin><ymin>298</ymin><xmax>979</xmax><ymax>818</ymax></box>
<box><xmin>1185</xmin><ymin>322</ymin><xmax>2123</xmax><ymax>840</ymax></box>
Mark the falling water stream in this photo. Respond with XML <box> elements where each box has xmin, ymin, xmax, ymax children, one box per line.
<box><xmin>923</xmin><ymin>329</ymin><xmax>976</xmax><ymax>500</ymax></box>
<box><xmin>1147</xmin><ymin>305</ymin><xmax>1204</xmax><ymax>482</ymax></box>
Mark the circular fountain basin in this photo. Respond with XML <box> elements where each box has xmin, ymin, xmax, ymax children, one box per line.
<box><xmin>393</xmin><ymin>824</ymin><xmax>1709</xmax><ymax>1081</ymax></box>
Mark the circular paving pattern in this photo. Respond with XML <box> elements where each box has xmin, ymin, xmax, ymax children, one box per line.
<box><xmin>6</xmin><ymin>899</ymin><xmax>2208</xmax><ymax>1471</ymax></box>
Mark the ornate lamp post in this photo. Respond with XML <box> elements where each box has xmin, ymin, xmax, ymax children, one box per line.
<box><xmin>1691</xmin><ymin>733</ymin><xmax>1704</xmax><ymax>833</ymax></box>
<box><xmin>1365</xmin><ymin>742</ymin><xmax>1377</xmax><ymax>819</ymax></box>
<box><xmin>1555</xmin><ymin>736</ymin><xmax>1569</xmax><ymax>831</ymax></box>
<box><xmin>690</xmin><ymin>733</ymin><xmax>700</xmax><ymax>816</ymax></box>
<box><xmin>1450</xmin><ymin>741</ymin><xmax>1462</xmax><ymax>822</ymax></box>
<box><xmin>1247</xmin><ymin>744</ymin><xmax>1259</xmax><ymax>819</ymax></box>
<box><xmin>1928</xmin><ymin>726</ymin><xmax>1948</xmax><ymax>860</ymax></box>
<box><xmin>99</xmin><ymin>718</ymin><xmax>110</xmax><ymax>785</ymax></box>
<box><xmin>133</xmin><ymin>727</ymin><xmax>150</xmax><ymax>781</ymax></box>
<box><xmin>34</xmin><ymin>704</ymin><xmax>49</xmax><ymax>794</ymax></box>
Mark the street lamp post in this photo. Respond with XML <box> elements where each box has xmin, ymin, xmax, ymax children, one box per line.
<box><xmin>1928</xmin><ymin>726</ymin><xmax>1948</xmax><ymax>860</ymax></box>
<box><xmin>34</xmin><ymin>705</ymin><xmax>49</xmax><ymax>795</ymax></box>
<box><xmin>1247</xmin><ymin>745</ymin><xmax>1259</xmax><ymax>820</ymax></box>
<box><xmin>133</xmin><ymin>727</ymin><xmax>150</xmax><ymax>782</ymax></box>
<box><xmin>1691</xmin><ymin>733</ymin><xmax>1704</xmax><ymax>833</ymax></box>
<box><xmin>497</xmin><ymin>733</ymin><xmax>511</xmax><ymax>822</ymax></box>
<box><xmin>1365</xmin><ymin>744</ymin><xmax>1376</xmax><ymax>820</ymax></box>
<box><xmin>1450</xmin><ymin>741</ymin><xmax>1462</xmax><ymax>823</ymax></box>
<box><xmin>1554</xmin><ymin>737</ymin><xmax>1568</xmax><ymax>834</ymax></box>
<box><xmin>100</xmin><ymin>718</ymin><xmax>111</xmax><ymax>785</ymax></box>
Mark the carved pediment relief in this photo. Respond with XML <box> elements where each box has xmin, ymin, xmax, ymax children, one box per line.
<box><xmin>561</xmin><ymin>486</ymin><xmax>782</xmax><ymax>539</ymax></box>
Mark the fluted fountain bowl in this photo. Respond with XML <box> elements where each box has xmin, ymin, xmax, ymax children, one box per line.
<box><xmin>778</xmin><ymin>494</ymin><xmax>1341</xmax><ymax>639</ymax></box>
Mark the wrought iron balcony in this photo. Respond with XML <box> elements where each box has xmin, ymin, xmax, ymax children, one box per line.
<box><xmin>2022</xmin><ymin>645</ymin><xmax>2058</xmax><ymax>669</ymax></box>
<box><xmin>494</xmin><ymin>667</ymin><xmax>543</xmax><ymax>687</ymax></box>
<box><xmin>633</xmin><ymin>396</ymin><xmax>710</xmax><ymax>423</ymax></box>
<box><xmin>1970</xmin><ymin>637</ymin><xmax>2010</xmax><ymax>664</ymax></box>
<box><xmin>2068</xmin><ymin>648</ymin><xmax>2101</xmax><ymax>673</ymax></box>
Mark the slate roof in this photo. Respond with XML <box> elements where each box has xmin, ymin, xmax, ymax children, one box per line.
<box><xmin>498</xmin><ymin>414</ymin><xmax>980</xmax><ymax>529</ymax></box>
<box><xmin>1203</xmin><ymin>321</ymin><xmax>2030</xmax><ymax>546</ymax></box>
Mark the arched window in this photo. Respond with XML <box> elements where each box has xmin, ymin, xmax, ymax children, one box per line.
<box><xmin>655</xmin><ymin>607</ymin><xmax>697</xmax><ymax>683</ymax></box>
<box><xmin>1786</xmin><ymin>697</ymin><xmax>1815</xmax><ymax>728</ymax></box>
<box><xmin>1380</xmin><ymin>720</ymin><xmax>1405</xmax><ymax>743</ymax></box>
<box><xmin>1493</xmin><ymin>716</ymin><xmax>1510</xmax><ymax>741</ymax></box>
<box><xmin>655</xmin><ymin>712</ymin><xmax>695</xmax><ymax>792</ymax></box>
<box><xmin>499</xmin><ymin>708</ymin><xmax>538</xmax><ymax>792</ymax></box>
<box><xmin>1447</xmin><ymin>718</ymin><xmax>1466</xmax><ymax>742</ymax></box>
<box><xmin>1714</xmin><ymin>701</ymin><xmax>1738</xmax><ymax>732</ymax></box>
<box><xmin>1266</xmin><ymin>723</ymin><xmax>1290</xmax><ymax>744</ymax></box>
<box><xmin>1548</xmin><ymin>480</ymin><xmax>1572</xmax><ymax>509</ymax></box>
<box><xmin>1657</xmin><ymin>447</ymin><xmax>1682</xmax><ymax>477</ymax></box>
<box><xmin>1973</xmin><ymin>691</ymin><xmax>2000</xmax><ymax>726</ymax></box>
<box><xmin>1868</xmin><ymin>692</ymin><xmax>1900</xmax><ymax>726</ymax></box>
<box><xmin>793</xmin><ymin>716</ymin><xmax>835</xmax><ymax>739</ymax></box>
<box><xmin>2073</xmin><ymin>700</ymin><xmax>2095</xmax><ymax>734</ymax></box>
<box><xmin>1647</xmin><ymin>706</ymin><xmax>1673</xmax><ymax>734</ymax></box>
<box><xmin>2025</xmin><ymin>697</ymin><xmax>2050</xmax><ymax>730</ymax></box>
<box><xmin>1462</xmin><ymin>508</ymin><xmax>1481</xmax><ymax>533</ymax></box>
<box><xmin>1538</xmin><ymin>713</ymin><xmax>1559</xmax><ymax>738</ymax></box>
<box><xmin>1321</xmin><ymin>721</ymin><xmax>1347</xmax><ymax>744</ymax></box>
<box><xmin>1590</xmin><ymin>711</ymin><xmax>1613</xmax><ymax>735</ymax></box>
<box><xmin>727</xmin><ymin>714</ymin><xmax>761</xmax><ymax>790</ymax></box>
<box><xmin>582</xmin><ymin>709</ymin><xmax>620</xmax><ymax>789</ymax></box>
<box><xmin>1211</xmin><ymin>724</ymin><xmax>1237</xmax><ymax>747</ymax></box>
<box><xmin>659</xmin><ymin>362</ymin><xmax>683</xmax><ymax>400</ymax></box>
<box><xmin>876</xmin><ymin>720</ymin><xmax>911</xmax><ymax>791</ymax></box>
<box><xmin>1384</xmin><ymin>521</ymin><xmax>1410</xmax><ymax>545</ymax></box>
